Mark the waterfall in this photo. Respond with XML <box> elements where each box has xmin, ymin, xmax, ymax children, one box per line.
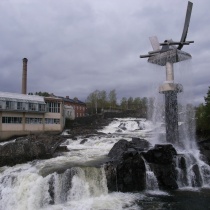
<box><xmin>175</xmin><ymin>151</ymin><xmax>210</xmax><ymax>189</ymax></box>
<box><xmin>142</xmin><ymin>158</ymin><xmax>159</xmax><ymax>191</ymax></box>
<box><xmin>0</xmin><ymin>166</ymin><xmax>108</xmax><ymax>210</ymax></box>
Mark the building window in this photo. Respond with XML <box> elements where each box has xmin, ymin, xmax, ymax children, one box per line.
<box><xmin>47</xmin><ymin>102</ymin><xmax>60</xmax><ymax>113</ymax></box>
<box><xmin>29</xmin><ymin>103</ymin><xmax>37</xmax><ymax>111</ymax></box>
<box><xmin>26</xmin><ymin>118</ymin><xmax>42</xmax><ymax>124</ymax></box>
<box><xmin>45</xmin><ymin>118</ymin><xmax>60</xmax><ymax>124</ymax></box>
<box><xmin>6</xmin><ymin>101</ymin><xmax>13</xmax><ymax>109</ymax></box>
<box><xmin>17</xmin><ymin>102</ymin><xmax>23</xmax><ymax>110</ymax></box>
<box><xmin>39</xmin><ymin>104</ymin><xmax>46</xmax><ymax>112</ymax></box>
<box><xmin>2</xmin><ymin>117</ymin><xmax>22</xmax><ymax>124</ymax></box>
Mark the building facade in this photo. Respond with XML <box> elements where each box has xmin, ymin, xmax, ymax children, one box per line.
<box><xmin>0</xmin><ymin>92</ymin><xmax>64</xmax><ymax>141</ymax></box>
<box><xmin>61</xmin><ymin>96</ymin><xmax>86</xmax><ymax>118</ymax></box>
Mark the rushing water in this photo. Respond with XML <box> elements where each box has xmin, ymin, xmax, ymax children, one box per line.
<box><xmin>1</xmin><ymin>118</ymin><xmax>210</xmax><ymax>210</ymax></box>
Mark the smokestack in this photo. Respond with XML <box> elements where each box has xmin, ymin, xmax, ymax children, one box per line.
<box><xmin>22</xmin><ymin>58</ymin><xmax>28</xmax><ymax>94</ymax></box>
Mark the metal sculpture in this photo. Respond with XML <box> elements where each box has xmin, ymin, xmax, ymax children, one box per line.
<box><xmin>140</xmin><ymin>1</ymin><xmax>194</xmax><ymax>145</ymax></box>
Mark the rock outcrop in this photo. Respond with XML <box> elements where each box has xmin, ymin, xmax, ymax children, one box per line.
<box><xmin>105</xmin><ymin>138</ymin><xmax>178</xmax><ymax>192</ymax></box>
<box><xmin>0</xmin><ymin>134</ymin><xmax>67</xmax><ymax>167</ymax></box>
<box><xmin>142</xmin><ymin>144</ymin><xmax>178</xmax><ymax>190</ymax></box>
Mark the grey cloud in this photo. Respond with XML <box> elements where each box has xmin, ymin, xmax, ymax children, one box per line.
<box><xmin>0</xmin><ymin>0</ymin><xmax>209</xmax><ymax>104</ymax></box>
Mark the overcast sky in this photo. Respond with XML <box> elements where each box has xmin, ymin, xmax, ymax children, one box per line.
<box><xmin>0</xmin><ymin>0</ymin><xmax>209</xmax><ymax>105</ymax></box>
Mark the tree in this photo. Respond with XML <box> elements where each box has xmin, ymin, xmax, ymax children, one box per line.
<box><xmin>108</xmin><ymin>89</ymin><xmax>117</xmax><ymax>109</ymax></box>
<box><xmin>133</xmin><ymin>97</ymin><xmax>141</xmax><ymax>110</ymax></box>
<box><xmin>34</xmin><ymin>91</ymin><xmax>51</xmax><ymax>97</ymax></box>
<box><xmin>86</xmin><ymin>90</ymin><xmax>99</xmax><ymax>114</ymax></box>
<box><xmin>120</xmin><ymin>97</ymin><xmax>127</xmax><ymax>110</ymax></box>
<box><xmin>196</xmin><ymin>86</ymin><xmax>210</xmax><ymax>136</ymax></box>
<box><xmin>98</xmin><ymin>90</ymin><xmax>107</xmax><ymax>110</ymax></box>
<box><xmin>127</xmin><ymin>97</ymin><xmax>134</xmax><ymax>109</ymax></box>
<box><xmin>204</xmin><ymin>86</ymin><xmax>210</xmax><ymax>120</ymax></box>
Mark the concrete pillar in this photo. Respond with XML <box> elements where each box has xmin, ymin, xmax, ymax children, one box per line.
<box><xmin>22</xmin><ymin>58</ymin><xmax>28</xmax><ymax>94</ymax></box>
<box><xmin>166</xmin><ymin>62</ymin><xmax>174</xmax><ymax>82</ymax></box>
<box><xmin>164</xmin><ymin>91</ymin><xmax>179</xmax><ymax>144</ymax></box>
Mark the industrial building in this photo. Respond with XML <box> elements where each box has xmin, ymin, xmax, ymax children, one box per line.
<box><xmin>61</xmin><ymin>96</ymin><xmax>86</xmax><ymax>118</ymax></box>
<box><xmin>0</xmin><ymin>58</ymin><xmax>86</xmax><ymax>141</ymax></box>
<box><xmin>0</xmin><ymin>92</ymin><xmax>64</xmax><ymax>141</ymax></box>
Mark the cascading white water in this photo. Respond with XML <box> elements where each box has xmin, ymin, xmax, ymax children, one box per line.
<box><xmin>0</xmin><ymin>118</ymin><xmax>150</xmax><ymax>210</ymax></box>
<box><xmin>1</xmin><ymin>116</ymin><xmax>210</xmax><ymax>210</ymax></box>
<box><xmin>142</xmin><ymin>158</ymin><xmax>159</xmax><ymax>191</ymax></box>
<box><xmin>0</xmin><ymin>165</ymin><xmax>108</xmax><ymax>210</ymax></box>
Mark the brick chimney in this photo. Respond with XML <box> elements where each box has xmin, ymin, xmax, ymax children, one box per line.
<box><xmin>22</xmin><ymin>58</ymin><xmax>28</xmax><ymax>94</ymax></box>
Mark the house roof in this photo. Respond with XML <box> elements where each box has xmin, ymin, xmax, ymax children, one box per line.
<box><xmin>58</xmin><ymin>96</ymin><xmax>86</xmax><ymax>105</ymax></box>
<box><xmin>0</xmin><ymin>91</ymin><xmax>45</xmax><ymax>103</ymax></box>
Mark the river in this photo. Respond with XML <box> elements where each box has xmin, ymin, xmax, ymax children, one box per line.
<box><xmin>0</xmin><ymin>118</ymin><xmax>210</xmax><ymax>210</ymax></box>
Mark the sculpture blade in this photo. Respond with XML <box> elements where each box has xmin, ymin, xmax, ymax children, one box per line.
<box><xmin>149</xmin><ymin>36</ymin><xmax>160</xmax><ymax>51</ymax></box>
<box><xmin>178</xmin><ymin>1</ymin><xmax>193</xmax><ymax>50</ymax></box>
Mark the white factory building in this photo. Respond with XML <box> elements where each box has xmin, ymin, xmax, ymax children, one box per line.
<box><xmin>0</xmin><ymin>91</ymin><xmax>65</xmax><ymax>141</ymax></box>
<box><xmin>0</xmin><ymin>58</ymin><xmax>77</xmax><ymax>141</ymax></box>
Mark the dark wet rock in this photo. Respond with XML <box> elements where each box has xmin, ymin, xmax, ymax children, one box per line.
<box><xmin>131</xmin><ymin>137</ymin><xmax>151</xmax><ymax>151</ymax></box>
<box><xmin>178</xmin><ymin>156</ymin><xmax>187</xmax><ymax>170</ymax></box>
<box><xmin>142</xmin><ymin>144</ymin><xmax>178</xmax><ymax>190</ymax></box>
<box><xmin>142</xmin><ymin>144</ymin><xmax>177</xmax><ymax>165</ymax></box>
<box><xmin>118</xmin><ymin>123</ymin><xmax>127</xmax><ymax>130</ymax></box>
<box><xmin>108</xmin><ymin>138</ymin><xmax>151</xmax><ymax>160</ymax></box>
<box><xmin>80</xmin><ymin>139</ymin><xmax>88</xmax><ymax>144</ymax></box>
<box><xmin>54</xmin><ymin>145</ymin><xmax>69</xmax><ymax>152</ymax></box>
<box><xmin>108</xmin><ymin>139</ymin><xmax>134</xmax><ymax>160</ymax></box>
<box><xmin>48</xmin><ymin>175</ymin><xmax>55</xmax><ymax>205</ymax></box>
<box><xmin>150</xmin><ymin>163</ymin><xmax>178</xmax><ymax>190</ymax></box>
<box><xmin>0</xmin><ymin>134</ymin><xmax>67</xmax><ymax>167</ymax></box>
<box><xmin>105</xmin><ymin>152</ymin><xmax>146</xmax><ymax>192</ymax></box>
<box><xmin>116</xmin><ymin>152</ymin><xmax>146</xmax><ymax>192</ymax></box>
<box><xmin>192</xmin><ymin>164</ymin><xmax>202</xmax><ymax>187</ymax></box>
<box><xmin>105</xmin><ymin>140</ymin><xmax>179</xmax><ymax>192</ymax></box>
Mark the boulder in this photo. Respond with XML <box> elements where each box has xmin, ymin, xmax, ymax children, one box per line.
<box><xmin>80</xmin><ymin>139</ymin><xmax>88</xmax><ymax>144</ymax></box>
<box><xmin>108</xmin><ymin>139</ymin><xmax>132</xmax><ymax>160</ymax></box>
<box><xmin>108</xmin><ymin>138</ymin><xmax>151</xmax><ymax>160</ymax></box>
<box><xmin>105</xmin><ymin>140</ymin><xmax>179</xmax><ymax>192</ymax></box>
<box><xmin>0</xmin><ymin>134</ymin><xmax>67</xmax><ymax>167</ymax></box>
<box><xmin>191</xmin><ymin>164</ymin><xmax>202</xmax><ymax>187</ymax></box>
<box><xmin>105</xmin><ymin>152</ymin><xmax>146</xmax><ymax>192</ymax></box>
<box><xmin>142</xmin><ymin>144</ymin><xmax>177</xmax><ymax>165</ymax></box>
<box><xmin>131</xmin><ymin>137</ymin><xmax>151</xmax><ymax>151</ymax></box>
<box><xmin>142</xmin><ymin>144</ymin><xmax>178</xmax><ymax>190</ymax></box>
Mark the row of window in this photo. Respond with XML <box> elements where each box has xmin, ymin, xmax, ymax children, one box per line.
<box><xmin>76</xmin><ymin>113</ymin><xmax>85</xmax><ymax>117</ymax></box>
<box><xmin>74</xmin><ymin>106</ymin><xmax>86</xmax><ymax>111</ymax></box>
<box><xmin>47</xmin><ymin>102</ymin><xmax>60</xmax><ymax>113</ymax></box>
<box><xmin>0</xmin><ymin>101</ymin><xmax>61</xmax><ymax>113</ymax></box>
<box><xmin>2</xmin><ymin>117</ymin><xmax>60</xmax><ymax>124</ymax></box>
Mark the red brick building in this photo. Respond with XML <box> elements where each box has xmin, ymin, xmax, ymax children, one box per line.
<box><xmin>61</xmin><ymin>96</ymin><xmax>86</xmax><ymax>118</ymax></box>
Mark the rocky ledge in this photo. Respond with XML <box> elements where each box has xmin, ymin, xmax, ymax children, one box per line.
<box><xmin>0</xmin><ymin>134</ymin><xmax>68</xmax><ymax>167</ymax></box>
<box><xmin>104</xmin><ymin>138</ymin><xmax>179</xmax><ymax>192</ymax></box>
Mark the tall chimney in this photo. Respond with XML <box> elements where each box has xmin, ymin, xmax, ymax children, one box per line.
<box><xmin>22</xmin><ymin>58</ymin><xmax>28</xmax><ymax>94</ymax></box>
